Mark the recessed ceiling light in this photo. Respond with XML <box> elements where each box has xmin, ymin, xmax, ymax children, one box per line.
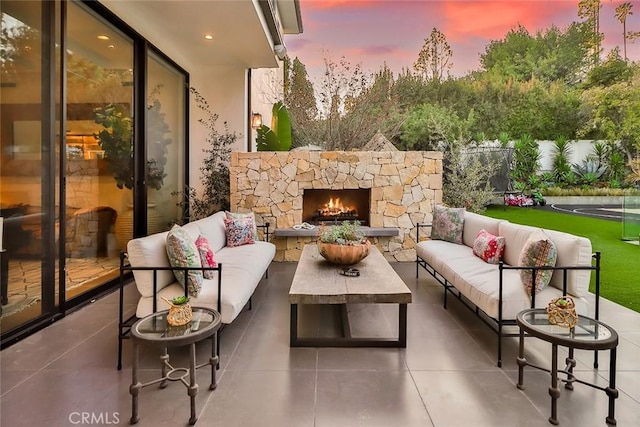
<box><xmin>108</xmin><ymin>44</ymin><xmax>115</xmax><ymax>49</ymax></box>
<box><xmin>97</xmin><ymin>35</ymin><xmax>110</xmax><ymax>40</ymax></box>
<box><xmin>204</xmin><ymin>34</ymin><xmax>214</xmax><ymax>41</ymax></box>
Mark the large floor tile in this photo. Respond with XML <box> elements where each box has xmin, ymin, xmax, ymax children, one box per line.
<box><xmin>315</xmin><ymin>370</ymin><xmax>433</xmax><ymax>427</ymax></box>
<box><xmin>198</xmin><ymin>370</ymin><xmax>316</xmax><ymax>427</ymax></box>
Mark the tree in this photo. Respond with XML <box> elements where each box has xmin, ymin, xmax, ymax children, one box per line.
<box><xmin>284</xmin><ymin>56</ymin><xmax>318</xmax><ymax>147</ymax></box>
<box><xmin>413</xmin><ymin>28</ymin><xmax>453</xmax><ymax>82</ymax></box>
<box><xmin>579</xmin><ymin>64</ymin><xmax>640</xmax><ymax>164</ymax></box>
<box><xmin>615</xmin><ymin>2</ymin><xmax>634</xmax><ymax>60</ymax></box>
<box><xmin>479</xmin><ymin>23</ymin><xmax>591</xmax><ymax>84</ymax></box>
<box><xmin>578</xmin><ymin>0</ymin><xmax>603</xmax><ymax>67</ymax></box>
<box><xmin>398</xmin><ymin>104</ymin><xmax>471</xmax><ymax>151</ymax></box>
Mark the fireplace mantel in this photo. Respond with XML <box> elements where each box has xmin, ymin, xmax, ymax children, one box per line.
<box><xmin>229</xmin><ymin>151</ymin><xmax>442</xmax><ymax>261</ymax></box>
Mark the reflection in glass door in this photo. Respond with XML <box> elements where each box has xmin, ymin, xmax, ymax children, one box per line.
<box><xmin>147</xmin><ymin>50</ymin><xmax>186</xmax><ymax>230</ymax></box>
<box><xmin>64</xmin><ymin>1</ymin><xmax>133</xmax><ymax>299</ymax></box>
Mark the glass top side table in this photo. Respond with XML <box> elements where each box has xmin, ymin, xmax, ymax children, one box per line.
<box><xmin>129</xmin><ymin>307</ymin><xmax>222</xmax><ymax>425</ymax></box>
<box><xmin>516</xmin><ymin>308</ymin><xmax>619</xmax><ymax>426</ymax></box>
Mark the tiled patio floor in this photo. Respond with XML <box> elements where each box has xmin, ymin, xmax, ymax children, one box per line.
<box><xmin>1</xmin><ymin>262</ymin><xmax>639</xmax><ymax>426</ymax></box>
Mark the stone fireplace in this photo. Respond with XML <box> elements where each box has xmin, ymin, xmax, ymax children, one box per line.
<box><xmin>302</xmin><ymin>189</ymin><xmax>370</xmax><ymax>225</ymax></box>
<box><xmin>229</xmin><ymin>151</ymin><xmax>442</xmax><ymax>262</ymax></box>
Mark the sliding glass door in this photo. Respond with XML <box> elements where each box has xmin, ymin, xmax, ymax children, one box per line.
<box><xmin>1</xmin><ymin>0</ymin><xmax>188</xmax><ymax>346</ymax></box>
<box><xmin>0</xmin><ymin>0</ymin><xmax>60</xmax><ymax>332</ymax></box>
<box><xmin>64</xmin><ymin>1</ymin><xmax>133</xmax><ymax>299</ymax></box>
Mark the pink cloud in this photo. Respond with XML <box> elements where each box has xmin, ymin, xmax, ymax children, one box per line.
<box><xmin>441</xmin><ymin>1</ymin><xmax>578</xmax><ymax>42</ymax></box>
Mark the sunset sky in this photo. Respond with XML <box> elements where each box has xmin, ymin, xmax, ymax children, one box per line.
<box><xmin>284</xmin><ymin>0</ymin><xmax>640</xmax><ymax>82</ymax></box>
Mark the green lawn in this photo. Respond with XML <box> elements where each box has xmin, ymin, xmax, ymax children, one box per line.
<box><xmin>484</xmin><ymin>205</ymin><xmax>640</xmax><ymax>313</ymax></box>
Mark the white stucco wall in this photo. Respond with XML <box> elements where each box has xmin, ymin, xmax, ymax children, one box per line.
<box><xmin>188</xmin><ymin>66</ymin><xmax>248</xmax><ymax>194</ymax></box>
<box><xmin>538</xmin><ymin>140</ymin><xmax>600</xmax><ymax>172</ymax></box>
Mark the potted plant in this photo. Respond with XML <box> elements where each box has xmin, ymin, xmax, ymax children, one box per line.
<box><xmin>162</xmin><ymin>295</ymin><xmax>192</xmax><ymax>326</ymax></box>
<box><xmin>317</xmin><ymin>220</ymin><xmax>371</xmax><ymax>265</ymax></box>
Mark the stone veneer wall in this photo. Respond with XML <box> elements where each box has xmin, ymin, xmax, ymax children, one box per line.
<box><xmin>229</xmin><ymin>151</ymin><xmax>442</xmax><ymax>262</ymax></box>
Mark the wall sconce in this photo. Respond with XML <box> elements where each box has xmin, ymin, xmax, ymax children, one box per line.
<box><xmin>251</xmin><ymin>112</ymin><xmax>263</xmax><ymax>129</ymax></box>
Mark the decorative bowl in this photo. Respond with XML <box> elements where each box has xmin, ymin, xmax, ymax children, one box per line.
<box><xmin>546</xmin><ymin>296</ymin><xmax>578</xmax><ymax>328</ymax></box>
<box><xmin>317</xmin><ymin>240</ymin><xmax>371</xmax><ymax>265</ymax></box>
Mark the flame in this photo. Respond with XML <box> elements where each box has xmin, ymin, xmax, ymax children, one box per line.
<box><xmin>319</xmin><ymin>197</ymin><xmax>354</xmax><ymax>217</ymax></box>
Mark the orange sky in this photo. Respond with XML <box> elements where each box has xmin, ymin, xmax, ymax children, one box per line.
<box><xmin>285</xmin><ymin>0</ymin><xmax>639</xmax><ymax>81</ymax></box>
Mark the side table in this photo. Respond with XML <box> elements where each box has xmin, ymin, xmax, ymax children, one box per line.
<box><xmin>129</xmin><ymin>307</ymin><xmax>221</xmax><ymax>425</ymax></box>
<box><xmin>516</xmin><ymin>308</ymin><xmax>619</xmax><ymax>425</ymax></box>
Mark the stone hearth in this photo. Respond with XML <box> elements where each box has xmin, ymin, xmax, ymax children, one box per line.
<box><xmin>229</xmin><ymin>151</ymin><xmax>442</xmax><ymax>262</ymax></box>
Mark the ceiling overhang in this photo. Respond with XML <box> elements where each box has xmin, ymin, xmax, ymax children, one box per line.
<box><xmin>99</xmin><ymin>0</ymin><xmax>301</xmax><ymax>71</ymax></box>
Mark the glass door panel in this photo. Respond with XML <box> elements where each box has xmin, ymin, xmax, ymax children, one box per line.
<box><xmin>147</xmin><ymin>51</ymin><xmax>186</xmax><ymax>229</ymax></box>
<box><xmin>0</xmin><ymin>1</ymin><xmax>52</xmax><ymax>331</ymax></box>
<box><xmin>64</xmin><ymin>1</ymin><xmax>133</xmax><ymax>299</ymax></box>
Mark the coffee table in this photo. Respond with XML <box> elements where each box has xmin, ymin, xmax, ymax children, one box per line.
<box><xmin>129</xmin><ymin>307</ymin><xmax>221</xmax><ymax>425</ymax></box>
<box><xmin>289</xmin><ymin>244</ymin><xmax>411</xmax><ymax>347</ymax></box>
<box><xmin>516</xmin><ymin>308</ymin><xmax>619</xmax><ymax>425</ymax></box>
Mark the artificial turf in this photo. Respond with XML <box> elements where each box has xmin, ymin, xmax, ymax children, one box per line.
<box><xmin>483</xmin><ymin>205</ymin><xmax>640</xmax><ymax>314</ymax></box>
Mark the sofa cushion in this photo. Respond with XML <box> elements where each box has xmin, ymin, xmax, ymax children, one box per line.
<box><xmin>224</xmin><ymin>215</ymin><xmax>255</xmax><ymax>247</ymax></box>
<box><xmin>462</xmin><ymin>212</ymin><xmax>505</xmax><ymax>248</ymax></box>
<box><xmin>195</xmin><ymin>235</ymin><xmax>217</xmax><ymax>279</ymax></box>
<box><xmin>518</xmin><ymin>230</ymin><xmax>557</xmax><ymax>295</ymax></box>
<box><xmin>499</xmin><ymin>221</ymin><xmax>539</xmax><ymax>266</ymax></box>
<box><xmin>192</xmin><ymin>211</ymin><xmax>227</xmax><ymax>252</ymax></box>
<box><xmin>473</xmin><ymin>230</ymin><xmax>505</xmax><ymax>264</ymax></box>
<box><xmin>166</xmin><ymin>225</ymin><xmax>203</xmax><ymax>297</ymax></box>
<box><xmin>136</xmin><ymin>240</ymin><xmax>276</xmax><ymax>323</ymax></box>
<box><xmin>127</xmin><ymin>230</ymin><xmax>175</xmax><ymax>298</ymax></box>
<box><xmin>543</xmin><ymin>229</ymin><xmax>592</xmax><ymax>297</ymax></box>
<box><xmin>431</xmin><ymin>205</ymin><xmax>465</xmax><ymax>244</ymax></box>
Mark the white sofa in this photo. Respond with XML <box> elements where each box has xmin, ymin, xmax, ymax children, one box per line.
<box><xmin>416</xmin><ymin>211</ymin><xmax>600</xmax><ymax>366</ymax></box>
<box><xmin>117</xmin><ymin>211</ymin><xmax>275</xmax><ymax>369</ymax></box>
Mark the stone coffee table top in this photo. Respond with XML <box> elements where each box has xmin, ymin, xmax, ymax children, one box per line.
<box><xmin>289</xmin><ymin>244</ymin><xmax>412</xmax><ymax>305</ymax></box>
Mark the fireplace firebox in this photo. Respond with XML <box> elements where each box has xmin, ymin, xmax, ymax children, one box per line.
<box><xmin>302</xmin><ymin>189</ymin><xmax>370</xmax><ymax>225</ymax></box>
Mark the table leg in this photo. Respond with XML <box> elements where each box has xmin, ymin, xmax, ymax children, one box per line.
<box><xmin>549</xmin><ymin>343</ymin><xmax>561</xmax><ymax>425</ymax></box>
<box><xmin>565</xmin><ymin>347</ymin><xmax>576</xmax><ymax>391</ymax></box>
<box><xmin>290</xmin><ymin>304</ymin><xmax>298</xmax><ymax>346</ymax></box>
<box><xmin>210</xmin><ymin>332</ymin><xmax>218</xmax><ymax>390</ymax></box>
<box><xmin>605</xmin><ymin>347</ymin><xmax>618</xmax><ymax>425</ymax></box>
<box><xmin>517</xmin><ymin>327</ymin><xmax>526</xmax><ymax>390</ymax></box>
<box><xmin>130</xmin><ymin>341</ymin><xmax>141</xmax><ymax>424</ymax></box>
<box><xmin>188</xmin><ymin>343</ymin><xmax>199</xmax><ymax>425</ymax></box>
<box><xmin>160</xmin><ymin>347</ymin><xmax>169</xmax><ymax>389</ymax></box>
<box><xmin>399</xmin><ymin>304</ymin><xmax>407</xmax><ymax>348</ymax></box>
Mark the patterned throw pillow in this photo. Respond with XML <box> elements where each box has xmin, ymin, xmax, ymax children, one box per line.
<box><xmin>224</xmin><ymin>215</ymin><xmax>255</xmax><ymax>247</ymax></box>
<box><xmin>165</xmin><ymin>225</ymin><xmax>203</xmax><ymax>297</ymax></box>
<box><xmin>431</xmin><ymin>205</ymin><xmax>465</xmax><ymax>244</ymax></box>
<box><xmin>473</xmin><ymin>229</ymin><xmax>506</xmax><ymax>264</ymax></box>
<box><xmin>518</xmin><ymin>231</ymin><xmax>558</xmax><ymax>295</ymax></box>
<box><xmin>225</xmin><ymin>211</ymin><xmax>259</xmax><ymax>241</ymax></box>
<box><xmin>195</xmin><ymin>235</ymin><xmax>217</xmax><ymax>279</ymax></box>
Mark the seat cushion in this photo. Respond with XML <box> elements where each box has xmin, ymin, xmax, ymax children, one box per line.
<box><xmin>136</xmin><ymin>240</ymin><xmax>276</xmax><ymax>323</ymax></box>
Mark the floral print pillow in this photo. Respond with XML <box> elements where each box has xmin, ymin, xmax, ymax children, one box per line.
<box><xmin>224</xmin><ymin>215</ymin><xmax>255</xmax><ymax>247</ymax></box>
<box><xmin>472</xmin><ymin>229</ymin><xmax>506</xmax><ymax>264</ymax></box>
<box><xmin>165</xmin><ymin>225</ymin><xmax>203</xmax><ymax>297</ymax></box>
<box><xmin>518</xmin><ymin>231</ymin><xmax>558</xmax><ymax>295</ymax></box>
<box><xmin>431</xmin><ymin>205</ymin><xmax>465</xmax><ymax>244</ymax></box>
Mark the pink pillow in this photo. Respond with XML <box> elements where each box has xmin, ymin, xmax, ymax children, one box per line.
<box><xmin>472</xmin><ymin>229</ymin><xmax>506</xmax><ymax>264</ymax></box>
<box><xmin>195</xmin><ymin>235</ymin><xmax>217</xmax><ymax>279</ymax></box>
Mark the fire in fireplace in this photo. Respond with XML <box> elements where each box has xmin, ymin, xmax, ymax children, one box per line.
<box><xmin>302</xmin><ymin>189</ymin><xmax>370</xmax><ymax>225</ymax></box>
